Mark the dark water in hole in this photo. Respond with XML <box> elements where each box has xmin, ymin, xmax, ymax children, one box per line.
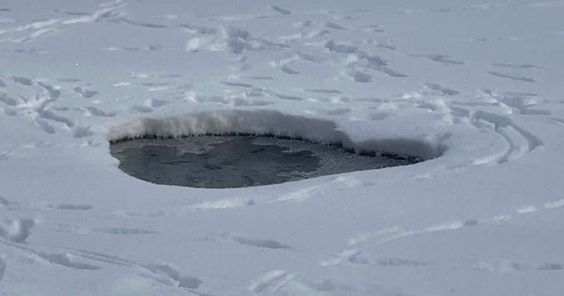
<box><xmin>110</xmin><ymin>136</ymin><xmax>415</xmax><ymax>188</ymax></box>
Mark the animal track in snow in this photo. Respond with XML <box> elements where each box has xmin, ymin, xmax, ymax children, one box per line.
<box><xmin>324</xmin><ymin>22</ymin><xmax>348</xmax><ymax>31</ymax></box>
<box><xmin>38</xmin><ymin>252</ymin><xmax>100</xmax><ymax>270</ymax></box>
<box><xmin>348</xmin><ymin>254</ymin><xmax>427</xmax><ymax>267</ymax></box>
<box><xmin>84</xmin><ymin>106</ymin><xmax>115</xmax><ymax>117</ymax></box>
<box><xmin>245</xmin><ymin>76</ymin><xmax>274</xmax><ymax>81</ymax></box>
<box><xmin>325</xmin><ymin>40</ymin><xmax>407</xmax><ymax>78</ymax></box>
<box><xmin>72</xmin><ymin>250</ymin><xmax>207</xmax><ymax>293</ymax></box>
<box><xmin>324</xmin><ymin>197</ymin><xmax>564</xmax><ymax>267</ymax></box>
<box><xmin>0</xmin><ymin>151</ymin><xmax>15</xmax><ymax>162</ymax></box>
<box><xmin>142</xmin><ymin>263</ymin><xmax>203</xmax><ymax>290</ymax></box>
<box><xmin>1</xmin><ymin>2</ymin><xmax>125</xmax><ymax>43</ymax></box>
<box><xmin>5</xmin><ymin>241</ymin><xmax>208</xmax><ymax>293</ymax></box>
<box><xmin>11</xmin><ymin>76</ymin><xmax>33</xmax><ymax>86</ymax></box>
<box><xmin>487</xmin><ymin>71</ymin><xmax>535</xmax><ymax>83</ymax></box>
<box><xmin>250</xmin><ymin>270</ymin><xmax>296</xmax><ymax>294</ymax></box>
<box><xmin>222</xmin><ymin>81</ymin><xmax>254</xmax><ymax>88</ymax></box>
<box><xmin>325</xmin><ymin>40</ymin><xmax>358</xmax><ymax>54</ymax></box>
<box><xmin>350</xmin><ymin>71</ymin><xmax>371</xmax><ymax>83</ymax></box>
<box><xmin>222</xmin><ymin>233</ymin><xmax>293</xmax><ymax>250</ymax></box>
<box><xmin>306</xmin><ymin>88</ymin><xmax>342</xmax><ymax>94</ymax></box>
<box><xmin>274</xmin><ymin>92</ymin><xmax>305</xmax><ymax>101</ymax></box>
<box><xmin>131</xmin><ymin>104</ymin><xmax>154</xmax><ymax>113</ymax></box>
<box><xmin>280</xmin><ymin>65</ymin><xmax>300</xmax><ymax>75</ymax></box>
<box><xmin>412</xmin><ymin>54</ymin><xmax>464</xmax><ymax>65</ymax></box>
<box><xmin>471</xmin><ymin>110</ymin><xmax>542</xmax><ymax>164</ymax></box>
<box><xmin>113</xmin><ymin>17</ymin><xmax>168</xmax><ymax>29</ymax></box>
<box><xmin>0</xmin><ymin>255</ymin><xmax>5</xmax><ymax>281</ymax></box>
<box><xmin>491</xmin><ymin>63</ymin><xmax>542</xmax><ymax>69</ymax></box>
<box><xmin>56</xmin><ymin>204</ymin><xmax>93</xmax><ymax>211</ymax></box>
<box><xmin>0</xmin><ymin>93</ymin><xmax>18</xmax><ymax>107</ymax></box>
<box><xmin>55</xmin><ymin>9</ymin><xmax>91</xmax><ymax>17</ymax></box>
<box><xmin>38</xmin><ymin>82</ymin><xmax>61</xmax><ymax>99</ymax></box>
<box><xmin>485</xmin><ymin>90</ymin><xmax>548</xmax><ymax>115</ymax></box>
<box><xmin>467</xmin><ymin>259</ymin><xmax>563</xmax><ymax>274</ymax></box>
<box><xmin>0</xmin><ymin>218</ymin><xmax>35</xmax><ymax>243</ymax></box>
<box><xmin>350</xmin><ymin>252</ymin><xmax>562</xmax><ymax>274</ymax></box>
<box><xmin>73</xmin><ymin>86</ymin><xmax>98</xmax><ymax>98</ymax></box>
<box><xmin>270</xmin><ymin>5</ymin><xmax>292</xmax><ymax>15</ymax></box>
<box><xmin>72</xmin><ymin>249</ymin><xmax>135</xmax><ymax>268</ymax></box>
<box><xmin>423</xmin><ymin>83</ymin><xmax>460</xmax><ymax>96</ymax></box>
<box><xmin>0</xmin><ymin>196</ymin><xmax>9</xmax><ymax>207</ymax></box>
<box><xmin>186</xmin><ymin>25</ymin><xmax>284</xmax><ymax>54</ymax></box>
<box><xmin>0</xmin><ymin>75</ymin><xmax>89</xmax><ymax>136</ymax></box>
<box><xmin>36</xmin><ymin>120</ymin><xmax>56</xmax><ymax>134</ymax></box>
<box><xmin>93</xmin><ymin>227</ymin><xmax>157</xmax><ymax>235</ymax></box>
<box><xmin>39</xmin><ymin>109</ymin><xmax>74</xmax><ymax>128</ymax></box>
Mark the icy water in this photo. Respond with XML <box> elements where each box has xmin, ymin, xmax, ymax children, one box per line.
<box><xmin>110</xmin><ymin>136</ymin><xmax>416</xmax><ymax>188</ymax></box>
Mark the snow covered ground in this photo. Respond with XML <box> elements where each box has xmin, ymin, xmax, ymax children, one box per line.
<box><xmin>1</xmin><ymin>0</ymin><xmax>564</xmax><ymax>295</ymax></box>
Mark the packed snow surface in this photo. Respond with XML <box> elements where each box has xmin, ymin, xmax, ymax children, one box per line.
<box><xmin>1</xmin><ymin>0</ymin><xmax>564</xmax><ymax>295</ymax></box>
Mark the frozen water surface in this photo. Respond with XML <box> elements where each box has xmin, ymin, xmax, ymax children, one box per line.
<box><xmin>111</xmin><ymin>136</ymin><xmax>415</xmax><ymax>188</ymax></box>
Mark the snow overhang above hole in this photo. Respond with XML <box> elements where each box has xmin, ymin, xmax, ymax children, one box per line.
<box><xmin>108</xmin><ymin>110</ymin><xmax>444</xmax><ymax>188</ymax></box>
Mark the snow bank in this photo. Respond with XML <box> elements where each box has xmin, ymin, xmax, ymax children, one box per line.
<box><xmin>108</xmin><ymin>110</ymin><xmax>444</xmax><ymax>159</ymax></box>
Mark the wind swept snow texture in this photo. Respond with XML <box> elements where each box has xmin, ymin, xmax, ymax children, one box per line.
<box><xmin>1</xmin><ymin>0</ymin><xmax>564</xmax><ymax>295</ymax></box>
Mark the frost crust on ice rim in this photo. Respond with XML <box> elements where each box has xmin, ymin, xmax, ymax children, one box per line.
<box><xmin>107</xmin><ymin>110</ymin><xmax>444</xmax><ymax>160</ymax></box>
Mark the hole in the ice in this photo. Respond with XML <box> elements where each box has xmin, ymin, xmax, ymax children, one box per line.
<box><xmin>108</xmin><ymin>110</ymin><xmax>440</xmax><ymax>188</ymax></box>
<box><xmin>110</xmin><ymin>135</ymin><xmax>422</xmax><ymax>189</ymax></box>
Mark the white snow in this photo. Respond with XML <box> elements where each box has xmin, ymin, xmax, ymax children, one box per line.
<box><xmin>1</xmin><ymin>0</ymin><xmax>564</xmax><ymax>295</ymax></box>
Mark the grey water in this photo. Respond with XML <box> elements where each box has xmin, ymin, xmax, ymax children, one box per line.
<box><xmin>110</xmin><ymin>136</ymin><xmax>415</xmax><ymax>188</ymax></box>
